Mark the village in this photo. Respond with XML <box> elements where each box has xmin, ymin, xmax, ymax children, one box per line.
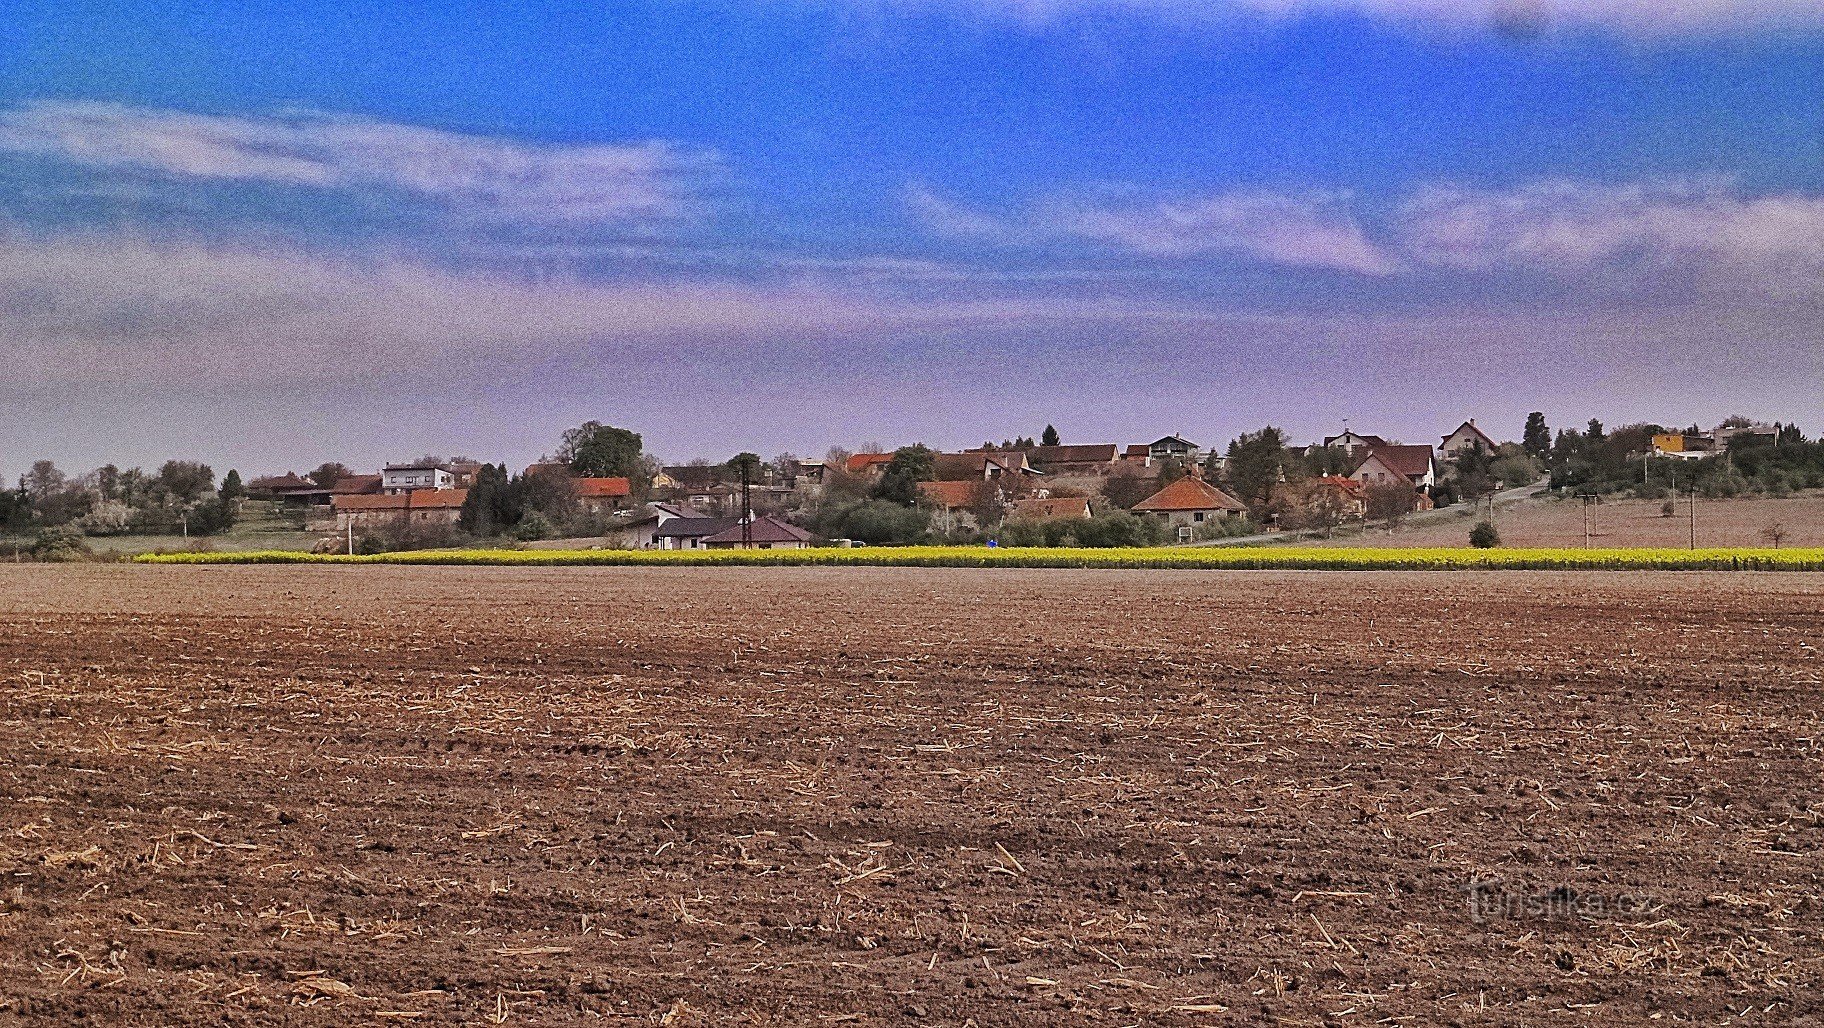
<box><xmin>210</xmin><ymin>414</ymin><xmax>1800</xmax><ymax>553</ymax></box>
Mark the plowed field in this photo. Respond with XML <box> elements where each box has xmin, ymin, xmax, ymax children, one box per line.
<box><xmin>1</xmin><ymin>565</ymin><xmax>1819</xmax><ymax>1025</ymax></box>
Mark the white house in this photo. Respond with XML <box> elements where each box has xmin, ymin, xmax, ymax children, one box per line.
<box><xmin>382</xmin><ymin>463</ymin><xmax>454</xmax><ymax>494</ymax></box>
<box><xmin>1439</xmin><ymin>420</ymin><xmax>1497</xmax><ymax>459</ymax></box>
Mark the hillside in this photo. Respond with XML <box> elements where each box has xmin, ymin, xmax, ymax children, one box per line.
<box><xmin>1310</xmin><ymin>490</ymin><xmax>1824</xmax><ymax>549</ymax></box>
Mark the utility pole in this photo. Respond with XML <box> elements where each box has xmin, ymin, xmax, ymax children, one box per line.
<box><xmin>740</xmin><ymin>462</ymin><xmax>753</xmax><ymax>549</ymax></box>
<box><xmin>1688</xmin><ymin>487</ymin><xmax>1697</xmax><ymax>550</ymax></box>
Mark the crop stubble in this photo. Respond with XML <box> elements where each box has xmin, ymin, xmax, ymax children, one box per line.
<box><xmin>0</xmin><ymin>565</ymin><xmax>1819</xmax><ymax>1025</ymax></box>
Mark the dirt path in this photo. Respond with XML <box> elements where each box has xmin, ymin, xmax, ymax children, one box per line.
<box><xmin>1</xmin><ymin>565</ymin><xmax>1819</xmax><ymax>1025</ymax></box>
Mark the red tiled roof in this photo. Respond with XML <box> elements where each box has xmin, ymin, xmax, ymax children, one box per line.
<box><xmin>1123</xmin><ymin>444</ymin><xmax>1151</xmax><ymax>458</ymax></box>
<box><xmin>845</xmin><ymin>453</ymin><xmax>895</xmax><ymax>474</ymax></box>
<box><xmin>1131</xmin><ymin>476</ymin><xmax>1247</xmax><ymax>513</ymax></box>
<box><xmin>700</xmin><ymin>516</ymin><xmax>813</xmax><ymax>546</ymax></box>
<box><xmin>331</xmin><ymin>488</ymin><xmax>468</xmax><ymax>512</ymax></box>
<box><xmin>917</xmin><ymin>480</ymin><xmax>979</xmax><ymax>509</ymax></box>
<box><xmin>1010</xmin><ymin>496</ymin><xmax>1092</xmax><ymax>520</ymax></box>
<box><xmin>1355</xmin><ymin>445</ymin><xmax>1435</xmax><ymax>480</ymax></box>
<box><xmin>575</xmin><ymin>477</ymin><xmax>631</xmax><ymax>498</ymax></box>
<box><xmin>1310</xmin><ymin>475</ymin><xmax>1367</xmax><ymax>497</ymax></box>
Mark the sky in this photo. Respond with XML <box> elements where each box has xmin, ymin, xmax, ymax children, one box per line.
<box><xmin>2</xmin><ymin>0</ymin><xmax>1821</xmax><ymax>478</ymax></box>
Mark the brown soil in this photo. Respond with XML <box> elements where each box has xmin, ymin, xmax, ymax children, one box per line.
<box><xmin>1318</xmin><ymin>491</ymin><xmax>1824</xmax><ymax>549</ymax></box>
<box><xmin>1</xmin><ymin>565</ymin><xmax>1820</xmax><ymax>1025</ymax></box>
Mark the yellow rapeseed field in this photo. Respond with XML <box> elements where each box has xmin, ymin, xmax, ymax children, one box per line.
<box><xmin>135</xmin><ymin>545</ymin><xmax>1824</xmax><ymax>571</ymax></box>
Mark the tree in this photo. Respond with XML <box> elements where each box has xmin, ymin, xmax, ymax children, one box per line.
<box><xmin>1364</xmin><ymin>481</ymin><xmax>1418</xmax><ymax>530</ymax></box>
<box><xmin>308</xmin><ymin>462</ymin><xmax>353</xmax><ymax>488</ymax></box>
<box><xmin>968</xmin><ymin>480</ymin><xmax>1006</xmax><ymax>529</ymax></box>
<box><xmin>1223</xmin><ymin>428</ymin><xmax>1292</xmax><ymax>510</ymax></box>
<box><xmin>560</xmin><ymin>421</ymin><xmax>645</xmax><ymax>479</ymax></box>
<box><xmin>1760</xmin><ymin>522</ymin><xmax>1788</xmax><ymax>549</ymax></box>
<box><xmin>727</xmin><ymin>452</ymin><xmax>764</xmax><ymax>482</ymax></box>
<box><xmin>1041</xmin><ymin>425</ymin><xmax>1061</xmax><ymax>447</ymax></box>
<box><xmin>1523</xmin><ymin>413</ymin><xmax>1551</xmax><ymax>458</ymax></box>
<box><xmin>1585</xmin><ymin>419</ymin><xmax>1606</xmax><ymax>445</ymax></box>
<box><xmin>459</xmin><ymin>464</ymin><xmax>514</xmax><ymax>536</ymax></box>
<box><xmin>157</xmin><ymin>460</ymin><xmax>215</xmax><ymax>505</ymax></box>
<box><xmin>873</xmin><ymin>444</ymin><xmax>935</xmax><ymax>506</ymax></box>
<box><xmin>1101</xmin><ymin>472</ymin><xmax>1158</xmax><ymax>510</ymax></box>
<box><xmin>1469</xmin><ymin>520</ymin><xmax>1500</xmax><ymax>548</ymax></box>
<box><xmin>219</xmin><ymin>469</ymin><xmax>245</xmax><ymax>502</ymax></box>
<box><xmin>22</xmin><ymin>460</ymin><xmax>65</xmax><ymax>502</ymax></box>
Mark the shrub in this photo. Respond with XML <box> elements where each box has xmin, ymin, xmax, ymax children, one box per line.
<box><xmin>1469</xmin><ymin>521</ymin><xmax>1500</xmax><ymax>548</ymax></box>
<box><xmin>513</xmin><ymin>511</ymin><xmax>554</xmax><ymax>542</ymax></box>
<box><xmin>28</xmin><ymin>525</ymin><xmax>92</xmax><ymax>561</ymax></box>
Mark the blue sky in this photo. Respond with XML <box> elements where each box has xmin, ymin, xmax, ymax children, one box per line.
<box><xmin>2</xmin><ymin>0</ymin><xmax>1821</xmax><ymax>476</ymax></box>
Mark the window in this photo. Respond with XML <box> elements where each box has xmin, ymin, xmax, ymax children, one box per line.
<box><xmin>1193</xmin><ymin>512</ymin><xmax>1205</xmax><ymax>522</ymax></box>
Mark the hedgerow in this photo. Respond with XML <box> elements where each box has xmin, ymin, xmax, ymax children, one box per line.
<box><xmin>133</xmin><ymin>546</ymin><xmax>1824</xmax><ymax>571</ymax></box>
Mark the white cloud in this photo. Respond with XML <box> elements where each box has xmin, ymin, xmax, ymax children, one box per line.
<box><xmin>909</xmin><ymin>184</ymin><xmax>1396</xmax><ymax>275</ymax></box>
<box><xmin>0</xmin><ymin>226</ymin><xmax>1162</xmax><ymax>392</ymax></box>
<box><xmin>1402</xmin><ymin>179</ymin><xmax>1824</xmax><ymax>272</ymax></box>
<box><xmin>0</xmin><ymin>101</ymin><xmax>710</xmax><ymax>226</ymax></box>
<box><xmin>1049</xmin><ymin>190</ymin><xmax>1396</xmax><ymax>275</ymax></box>
<box><xmin>824</xmin><ymin>0</ymin><xmax>1824</xmax><ymax>34</ymax></box>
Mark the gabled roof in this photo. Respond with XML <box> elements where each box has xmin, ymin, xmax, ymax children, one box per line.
<box><xmin>700</xmin><ymin>516</ymin><xmax>814</xmax><ymax>546</ymax></box>
<box><xmin>1023</xmin><ymin>444</ymin><xmax>1119</xmax><ymax>465</ymax></box>
<box><xmin>1150</xmin><ymin>435</ymin><xmax>1198</xmax><ymax>449</ymax></box>
<box><xmin>1131</xmin><ymin>476</ymin><xmax>1246</xmax><ymax>513</ymax></box>
<box><xmin>251</xmin><ymin>473</ymin><xmax>317</xmax><ymax>492</ymax></box>
<box><xmin>1123</xmin><ymin>444</ymin><xmax>1151</xmax><ymax>459</ymax></box>
<box><xmin>332</xmin><ymin>488</ymin><xmax>468</xmax><ymax>512</ymax></box>
<box><xmin>844</xmin><ymin>452</ymin><xmax>895</xmax><ymax>474</ymax></box>
<box><xmin>384</xmin><ymin>462</ymin><xmax>451</xmax><ymax>473</ymax></box>
<box><xmin>917</xmin><ymin>480</ymin><xmax>979</xmax><ymax>509</ymax></box>
<box><xmin>1010</xmin><ymin>496</ymin><xmax>1092</xmax><ymax>520</ymax></box>
<box><xmin>1353</xmin><ymin>445</ymin><xmax>1436</xmax><ymax>481</ymax></box>
<box><xmin>1323</xmin><ymin>432</ymin><xmax>1388</xmax><ymax>448</ymax></box>
<box><xmin>654</xmin><ymin>515</ymin><xmax>742</xmax><ymax>539</ymax></box>
<box><xmin>1309</xmin><ymin>475</ymin><xmax>1367</xmax><ymax>497</ymax></box>
<box><xmin>931</xmin><ymin>451</ymin><xmax>1037</xmax><ymax>481</ymax></box>
<box><xmin>574</xmin><ymin>477</ymin><xmax>631</xmax><ymax>498</ymax></box>
<box><xmin>1442</xmin><ymin>420</ymin><xmax>1496</xmax><ymax>447</ymax></box>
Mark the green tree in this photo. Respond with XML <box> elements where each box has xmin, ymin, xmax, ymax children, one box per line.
<box><xmin>726</xmin><ymin>452</ymin><xmax>764</xmax><ymax>482</ymax></box>
<box><xmin>157</xmin><ymin>460</ymin><xmax>215</xmax><ymax>505</ymax></box>
<box><xmin>1041</xmin><ymin>425</ymin><xmax>1060</xmax><ymax>447</ymax></box>
<box><xmin>1222</xmin><ymin>427</ymin><xmax>1291</xmax><ymax>510</ymax></box>
<box><xmin>560</xmin><ymin>421</ymin><xmax>645</xmax><ymax>478</ymax></box>
<box><xmin>308</xmin><ymin>462</ymin><xmax>353</xmax><ymax>487</ymax></box>
<box><xmin>1522</xmin><ymin>412</ymin><xmax>1551</xmax><ymax>458</ymax></box>
<box><xmin>219</xmin><ymin>469</ymin><xmax>245</xmax><ymax>502</ymax></box>
<box><xmin>1469</xmin><ymin>521</ymin><xmax>1500</xmax><ymax>548</ymax></box>
<box><xmin>459</xmin><ymin>464</ymin><xmax>514</xmax><ymax>536</ymax></box>
<box><xmin>873</xmin><ymin>444</ymin><xmax>935</xmax><ymax>506</ymax></box>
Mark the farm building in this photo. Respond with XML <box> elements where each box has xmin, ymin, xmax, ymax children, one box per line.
<box><xmin>331</xmin><ymin>489</ymin><xmax>468</xmax><ymax>532</ymax></box>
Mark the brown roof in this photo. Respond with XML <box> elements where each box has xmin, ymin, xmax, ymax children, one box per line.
<box><xmin>917</xmin><ymin>480</ymin><xmax>979</xmax><ymax>509</ymax></box>
<box><xmin>1131</xmin><ymin>476</ymin><xmax>1247</xmax><ymax>513</ymax></box>
<box><xmin>1123</xmin><ymin>444</ymin><xmax>1151</xmax><ymax>459</ymax></box>
<box><xmin>1010</xmin><ymin>496</ymin><xmax>1092</xmax><ymax>520</ymax></box>
<box><xmin>1023</xmin><ymin>444</ymin><xmax>1118</xmax><ymax>466</ymax></box>
<box><xmin>1354</xmin><ymin>445</ymin><xmax>1435</xmax><ymax>480</ymax></box>
<box><xmin>1442</xmin><ymin>420</ymin><xmax>1496</xmax><ymax>447</ymax></box>
<box><xmin>1323</xmin><ymin>432</ymin><xmax>1388</xmax><ymax>448</ymax></box>
<box><xmin>700</xmin><ymin>516</ymin><xmax>813</xmax><ymax>546</ymax></box>
<box><xmin>331</xmin><ymin>488</ymin><xmax>468</xmax><ymax>512</ymax></box>
<box><xmin>251</xmin><ymin>473</ymin><xmax>317</xmax><ymax>492</ymax></box>
<box><xmin>575</xmin><ymin>477</ymin><xmax>631</xmax><ymax>498</ymax></box>
<box><xmin>931</xmin><ymin>451</ymin><xmax>1034</xmax><ymax>481</ymax></box>
<box><xmin>330</xmin><ymin>474</ymin><xmax>383</xmax><ymax>495</ymax></box>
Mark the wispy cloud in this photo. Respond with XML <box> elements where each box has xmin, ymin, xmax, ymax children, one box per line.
<box><xmin>0</xmin><ymin>101</ymin><xmax>712</xmax><ymax>226</ymax></box>
<box><xmin>909</xmin><ymin>184</ymin><xmax>1397</xmax><ymax>275</ymax></box>
<box><xmin>1402</xmin><ymin>179</ymin><xmax>1824</xmax><ymax>273</ymax></box>
<box><xmin>822</xmin><ymin>0</ymin><xmax>1824</xmax><ymax>35</ymax></box>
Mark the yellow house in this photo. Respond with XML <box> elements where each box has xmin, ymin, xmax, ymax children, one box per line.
<box><xmin>1652</xmin><ymin>433</ymin><xmax>1686</xmax><ymax>453</ymax></box>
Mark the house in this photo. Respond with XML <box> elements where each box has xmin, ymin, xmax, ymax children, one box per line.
<box><xmin>1294</xmin><ymin>476</ymin><xmax>1369</xmax><ymax>519</ymax></box>
<box><xmin>331</xmin><ymin>488</ymin><xmax>468</xmax><ymax>532</ymax></box>
<box><xmin>652</xmin><ymin>464</ymin><xmax>726</xmax><ymax>491</ymax></box>
<box><xmin>652</xmin><ymin>508</ymin><xmax>743</xmax><ymax>549</ymax></box>
<box><xmin>917</xmin><ymin>480</ymin><xmax>981</xmax><ymax>510</ymax></box>
<box><xmin>844</xmin><ymin>453</ymin><xmax>896</xmax><ymax>480</ymax></box>
<box><xmin>1147</xmin><ymin>435</ymin><xmax>1201</xmax><ymax>463</ymax></box>
<box><xmin>249</xmin><ymin>473</ymin><xmax>333</xmax><ymax>505</ymax></box>
<box><xmin>573</xmin><ymin>477</ymin><xmax>632</xmax><ymax>513</ymax></box>
<box><xmin>1009</xmin><ymin>496</ymin><xmax>1092</xmax><ymax>521</ymax></box>
<box><xmin>931</xmin><ymin>451</ymin><xmax>1041</xmax><ymax>482</ymax></box>
<box><xmin>1349</xmin><ymin>445</ymin><xmax>1438</xmax><ymax>493</ymax></box>
<box><xmin>1131</xmin><ymin>476</ymin><xmax>1247</xmax><ymax>543</ymax></box>
<box><xmin>1714</xmin><ymin>421</ymin><xmax>1779</xmax><ymax>450</ymax></box>
<box><xmin>700</xmin><ymin>516</ymin><xmax>814</xmax><ymax>550</ymax></box>
<box><xmin>1121</xmin><ymin>444</ymin><xmax>1153</xmax><ymax>467</ymax></box>
<box><xmin>968</xmin><ymin>443</ymin><xmax>1120</xmax><ymax>476</ymax></box>
<box><xmin>330</xmin><ymin>474</ymin><xmax>383</xmax><ymax>497</ymax></box>
<box><xmin>382</xmin><ymin>463</ymin><xmax>454</xmax><ymax>494</ymax></box>
<box><xmin>1314</xmin><ymin>430</ymin><xmax>1388</xmax><ymax>456</ymax></box>
<box><xmin>1439</xmin><ymin>420</ymin><xmax>1496</xmax><ymax>459</ymax></box>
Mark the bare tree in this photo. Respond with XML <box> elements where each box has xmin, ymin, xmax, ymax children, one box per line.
<box><xmin>1760</xmin><ymin>522</ymin><xmax>1788</xmax><ymax>549</ymax></box>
